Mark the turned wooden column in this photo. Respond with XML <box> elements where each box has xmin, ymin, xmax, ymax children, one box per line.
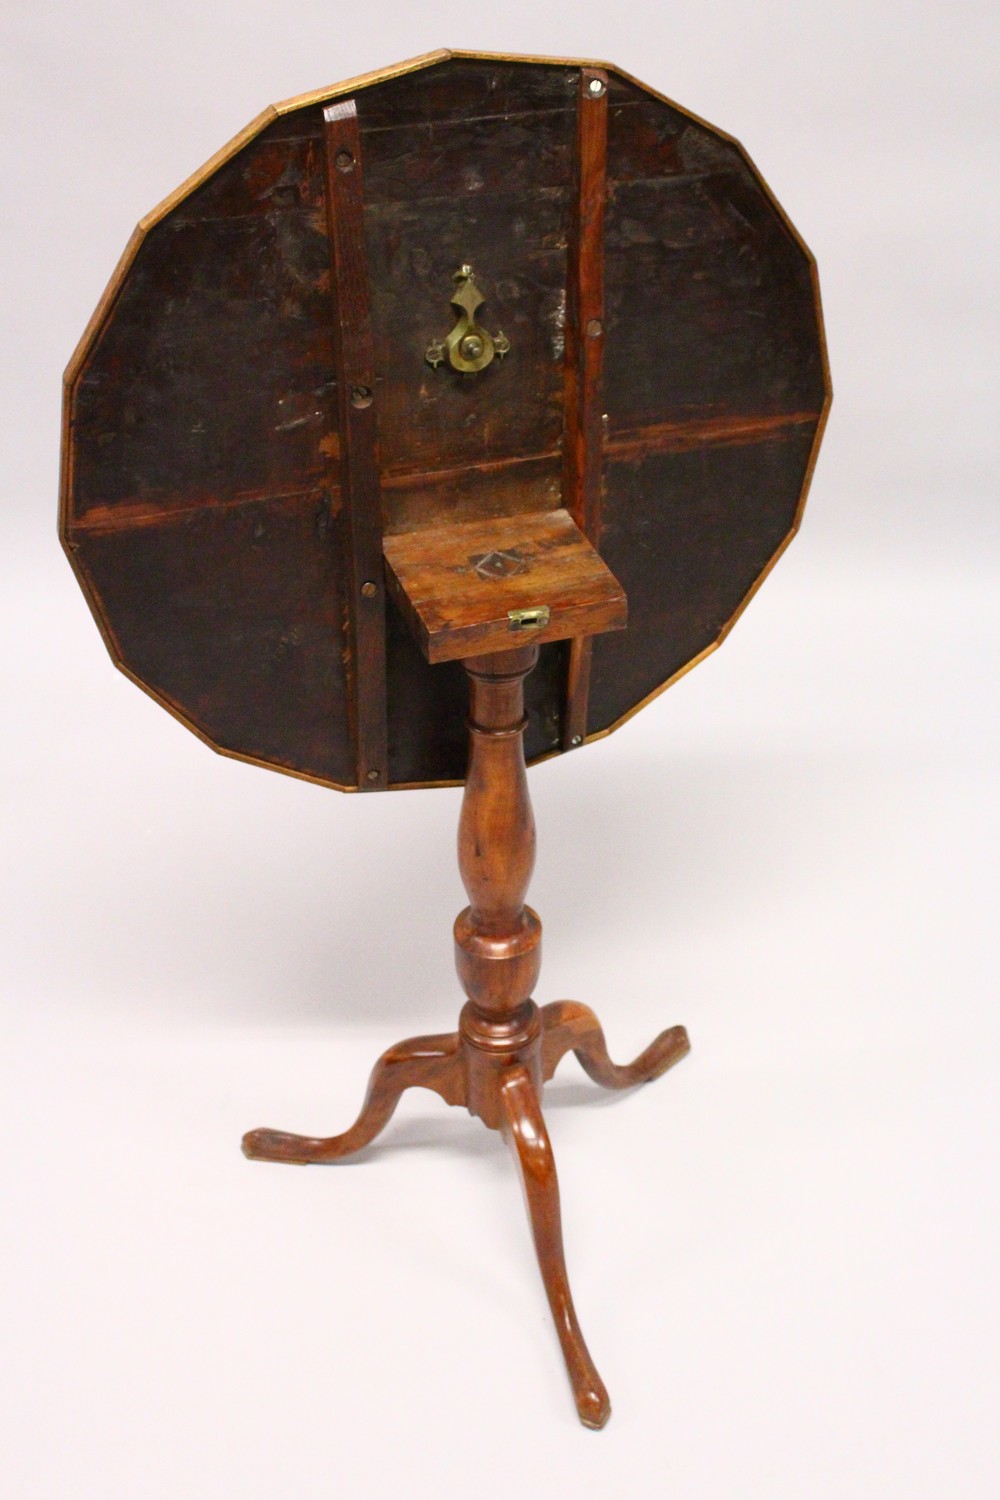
<box><xmin>241</xmin><ymin>635</ymin><xmax>689</xmax><ymax>1430</ymax></box>
<box><xmin>455</xmin><ymin>645</ymin><xmax>544</xmax><ymax>1126</ymax></box>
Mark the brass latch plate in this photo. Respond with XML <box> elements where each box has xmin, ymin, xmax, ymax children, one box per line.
<box><xmin>508</xmin><ymin>606</ymin><xmax>551</xmax><ymax>631</ymax></box>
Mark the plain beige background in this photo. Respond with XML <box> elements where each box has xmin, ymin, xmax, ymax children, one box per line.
<box><xmin>3</xmin><ymin>2</ymin><xmax>998</xmax><ymax>1496</ymax></box>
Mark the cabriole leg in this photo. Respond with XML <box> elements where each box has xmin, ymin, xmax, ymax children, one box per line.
<box><xmin>540</xmin><ymin>1000</ymin><xmax>690</xmax><ymax>1089</ymax></box>
<box><xmin>242</xmin><ymin>1031</ymin><xmax>464</xmax><ymax>1164</ymax></box>
<box><xmin>499</xmin><ymin>1063</ymin><xmax>611</xmax><ymax>1430</ymax></box>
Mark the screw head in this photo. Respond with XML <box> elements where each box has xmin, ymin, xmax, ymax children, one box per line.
<box><xmin>335</xmin><ymin>149</ymin><xmax>354</xmax><ymax>173</ymax></box>
<box><xmin>586</xmin><ymin>317</ymin><xmax>603</xmax><ymax>338</ymax></box>
<box><xmin>460</xmin><ymin>333</ymin><xmax>485</xmax><ymax>361</ymax></box>
<box><xmin>588</xmin><ymin>77</ymin><xmax>606</xmax><ymax>97</ymax></box>
<box><xmin>361</xmin><ymin>581</ymin><xmax>377</xmax><ymax>599</ymax></box>
<box><xmin>351</xmin><ymin>385</ymin><xmax>373</xmax><ymax>408</ymax></box>
<box><xmin>366</xmin><ymin>768</ymin><xmax>380</xmax><ymax>782</ymax></box>
<box><xmin>570</xmin><ymin>734</ymin><xmax>583</xmax><ymax>747</ymax></box>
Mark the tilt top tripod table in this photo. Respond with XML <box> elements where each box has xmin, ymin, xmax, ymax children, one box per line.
<box><xmin>61</xmin><ymin>51</ymin><xmax>830</xmax><ymax>1427</ymax></box>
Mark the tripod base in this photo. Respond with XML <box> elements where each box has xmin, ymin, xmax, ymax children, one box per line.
<box><xmin>243</xmin><ymin>1000</ymin><xmax>689</xmax><ymax>1429</ymax></box>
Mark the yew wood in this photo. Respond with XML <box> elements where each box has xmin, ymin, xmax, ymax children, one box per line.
<box><xmin>540</xmin><ymin>1000</ymin><xmax>690</xmax><ymax>1087</ymax></box>
<box><xmin>562</xmin><ymin>65</ymin><xmax>609</xmax><ymax>750</ymax></box>
<box><xmin>323</xmin><ymin>98</ymin><xmax>388</xmax><ymax>789</ymax></box>
<box><xmin>241</xmin><ymin>643</ymin><xmax>689</xmax><ymax>1427</ymax></box>
<box><xmin>382</xmin><ymin>509</ymin><xmax>626</xmax><ymax>664</ymax></box>
<box><xmin>500</xmin><ymin>1064</ymin><xmax>611</xmax><ymax>1429</ymax></box>
<box><xmin>242</xmin><ymin>1032</ymin><xmax>464</xmax><ymax>1164</ymax></box>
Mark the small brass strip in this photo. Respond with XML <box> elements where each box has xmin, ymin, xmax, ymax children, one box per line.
<box><xmin>508</xmin><ymin>606</ymin><xmax>550</xmax><ymax>631</ymax></box>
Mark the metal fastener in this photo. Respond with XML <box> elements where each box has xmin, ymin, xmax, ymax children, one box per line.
<box><xmin>508</xmin><ymin>605</ymin><xmax>551</xmax><ymax>631</ymax></box>
<box><xmin>351</xmin><ymin>385</ymin><xmax>373</xmax><ymax>408</ymax></box>
<box><xmin>424</xmin><ymin>265</ymin><xmax>510</xmax><ymax>373</ymax></box>
<box><xmin>361</xmin><ymin>581</ymin><xmax>377</xmax><ymax>598</ymax></box>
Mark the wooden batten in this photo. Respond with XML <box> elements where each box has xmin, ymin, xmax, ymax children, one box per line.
<box><xmin>561</xmin><ymin>67</ymin><xmax>609</xmax><ymax>750</ymax></box>
<box><xmin>323</xmin><ymin>100</ymin><xmax>388</xmax><ymax>790</ymax></box>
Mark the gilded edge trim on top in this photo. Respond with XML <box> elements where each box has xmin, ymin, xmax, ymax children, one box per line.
<box><xmin>59</xmin><ymin>48</ymin><xmax>832</xmax><ymax>794</ymax></box>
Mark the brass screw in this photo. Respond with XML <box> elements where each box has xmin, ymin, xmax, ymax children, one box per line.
<box><xmin>460</xmin><ymin>333</ymin><xmax>485</xmax><ymax>361</ymax></box>
<box><xmin>335</xmin><ymin>149</ymin><xmax>354</xmax><ymax>173</ymax></box>
<box><xmin>361</xmin><ymin>581</ymin><xmax>377</xmax><ymax>598</ymax></box>
<box><xmin>586</xmin><ymin>318</ymin><xmax>603</xmax><ymax>338</ymax></box>
<box><xmin>588</xmin><ymin>77</ymin><xmax>606</xmax><ymax>97</ymax></box>
<box><xmin>366</xmin><ymin>768</ymin><xmax>380</xmax><ymax>782</ymax></box>
<box><xmin>351</xmin><ymin>385</ymin><xmax>373</xmax><ymax>408</ymax></box>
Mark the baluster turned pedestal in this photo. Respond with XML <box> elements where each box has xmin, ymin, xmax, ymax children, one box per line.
<box><xmin>242</xmin><ymin>644</ymin><xmax>690</xmax><ymax>1429</ymax></box>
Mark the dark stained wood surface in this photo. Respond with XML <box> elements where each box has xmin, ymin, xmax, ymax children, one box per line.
<box><xmin>589</xmin><ymin>426</ymin><xmax>818</xmax><ymax>730</ymax></box>
<box><xmin>383</xmin><ymin>621</ymin><xmax>569</xmax><ymax>787</ymax></box>
<box><xmin>62</xmin><ymin>52</ymin><xmax>829</xmax><ymax>791</ymax></box>
<box><xmin>67</xmin><ymin>489</ymin><xmax>354</xmax><ymax>785</ymax></box>
<box><xmin>383</xmin><ymin>509</ymin><xmax>626</xmax><ymax>663</ymax></box>
<box><xmin>360</xmin><ymin>82</ymin><xmax>573</xmax><ymax>486</ymax></box>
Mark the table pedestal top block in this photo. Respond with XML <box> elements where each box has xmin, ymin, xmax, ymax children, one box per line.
<box><xmin>383</xmin><ymin>508</ymin><xmax>627</xmax><ymax>663</ymax></box>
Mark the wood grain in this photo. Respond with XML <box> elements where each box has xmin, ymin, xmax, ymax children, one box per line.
<box><xmin>383</xmin><ymin>509</ymin><xmax>626</xmax><ymax>663</ymax></box>
<box><xmin>63</xmin><ymin>54</ymin><xmax>830</xmax><ymax>792</ymax></box>
<box><xmin>67</xmin><ymin>489</ymin><xmax>354</xmax><ymax>785</ymax></box>
<box><xmin>540</xmin><ymin>1000</ymin><xmax>690</xmax><ymax>1086</ymax></box>
<box><xmin>242</xmin><ymin>1032</ymin><xmax>465</xmax><ymax>1163</ymax></box>
<box><xmin>242</xmin><ymin>647</ymin><xmax>690</xmax><ymax>1427</ymax></box>
<box><xmin>323</xmin><ymin>99</ymin><xmax>387</xmax><ymax>789</ymax></box>
<box><xmin>562</xmin><ymin>68</ymin><xmax>609</xmax><ymax>749</ymax></box>
<box><xmin>589</xmin><ymin>425</ymin><xmax>818</xmax><ymax>734</ymax></box>
<box><xmin>499</xmin><ymin>1064</ymin><xmax>611</xmax><ymax>1429</ymax></box>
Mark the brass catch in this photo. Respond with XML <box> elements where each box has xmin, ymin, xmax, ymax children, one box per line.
<box><xmin>507</xmin><ymin>606</ymin><xmax>550</xmax><ymax>631</ymax></box>
<box><xmin>425</xmin><ymin>265</ymin><xmax>510</xmax><ymax>374</ymax></box>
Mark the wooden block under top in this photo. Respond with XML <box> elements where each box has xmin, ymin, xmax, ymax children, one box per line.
<box><xmin>383</xmin><ymin>509</ymin><xmax>627</xmax><ymax>664</ymax></box>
